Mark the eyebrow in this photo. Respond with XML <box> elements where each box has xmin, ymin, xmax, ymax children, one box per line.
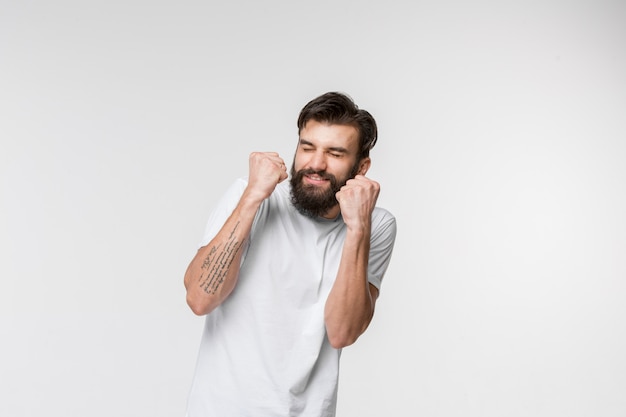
<box><xmin>298</xmin><ymin>138</ymin><xmax>349</xmax><ymax>154</ymax></box>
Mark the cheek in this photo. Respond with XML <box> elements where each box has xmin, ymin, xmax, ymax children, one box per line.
<box><xmin>293</xmin><ymin>153</ymin><xmax>306</xmax><ymax>171</ymax></box>
<box><xmin>293</xmin><ymin>151</ymin><xmax>322</xmax><ymax>171</ymax></box>
<box><xmin>328</xmin><ymin>160</ymin><xmax>354</xmax><ymax>179</ymax></box>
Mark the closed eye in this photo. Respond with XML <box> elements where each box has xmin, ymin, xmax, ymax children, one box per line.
<box><xmin>298</xmin><ymin>139</ymin><xmax>348</xmax><ymax>157</ymax></box>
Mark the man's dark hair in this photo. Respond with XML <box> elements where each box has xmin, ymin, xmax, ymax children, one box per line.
<box><xmin>297</xmin><ymin>92</ymin><xmax>378</xmax><ymax>160</ymax></box>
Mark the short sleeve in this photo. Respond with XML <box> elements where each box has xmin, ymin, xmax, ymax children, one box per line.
<box><xmin>367</xmin><ymin>208</ymin><xmax>397</xmax><ymax>290</ymax></box>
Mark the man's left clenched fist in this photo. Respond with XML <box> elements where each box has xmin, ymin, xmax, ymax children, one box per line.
<box><xmin>335</xmin><ymin>175</ymin><xmax>380</xmax><ymax>230</ymax></box>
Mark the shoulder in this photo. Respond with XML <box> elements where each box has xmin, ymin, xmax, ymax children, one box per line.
<box><xmin>371</xmin><ymin>206</ymin><xmax>397</xmax><ymax>241</ymax></box>
<box><xmin>263</xmin><ymin>180</ymin><xmax>293</xmax><ymax>210</ymax></box>
<box><xmin>233</xmin><ymin>177</ymin><xmax>249</xmax><ymax>191</ymax></box>
<box><xmin>218</xmin><ymin>177</ymin><xmax>249</xmax><ymax>199</ymax></box>
<box><xmin>372</xmin><ymin>206</ymin><xmax>396</xmax><ymax>227</ymax></box>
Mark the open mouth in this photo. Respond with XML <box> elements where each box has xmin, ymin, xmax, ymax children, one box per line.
<box><xmin>303</xmin><ymin>173</ymin><xmax>329</xmax><ymax>185</ymax></box>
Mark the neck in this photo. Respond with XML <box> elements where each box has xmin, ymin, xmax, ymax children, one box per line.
<box><xmin>321</xmin><ymin>205</ymin><xmax>341</xmax><ymax>219</ymax></box>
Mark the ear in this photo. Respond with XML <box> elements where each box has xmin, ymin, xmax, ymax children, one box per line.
<box><xmin>357</xmin><ymin>157</ymin><xmax>371</xmax><ymax>175</ymax></box>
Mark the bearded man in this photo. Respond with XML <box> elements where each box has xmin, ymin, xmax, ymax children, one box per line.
<box><xmin>183</xmin><ymin>91</ymin><xmax>397</xmax><ymax>417</ymax></box>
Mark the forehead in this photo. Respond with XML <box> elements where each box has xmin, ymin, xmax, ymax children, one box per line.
<box><xmin>299</xmin><ymin>120</ymin><xmax>360</xmax><ymax>151</ymax></box>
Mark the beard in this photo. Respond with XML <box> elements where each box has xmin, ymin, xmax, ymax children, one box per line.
<box><xmin>289</xmin><ymin>163</ymin><xmax>360</xmax><ymax>219</ymax></box>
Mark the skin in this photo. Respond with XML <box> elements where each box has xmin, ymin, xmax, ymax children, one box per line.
<box><xmin>184</xmin><ymin>120</ymin><xmax>381</xmax><ymax>349</ymax></box>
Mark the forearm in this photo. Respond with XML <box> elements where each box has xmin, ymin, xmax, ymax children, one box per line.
<box><xmin>184</xmin><ymin>193</ymin><xmax>261</xmax><ymax>315</ymax></box>
<box><xmin>324</xmin><ymin>227</ymin><xmax>375</xmax><ymax>349</ymax></box>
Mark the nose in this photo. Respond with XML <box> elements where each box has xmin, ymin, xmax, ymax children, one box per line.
<box><xmin>306</xmin><ymin>150</ymin><xmax>327</xmax><ymax>172</ymax></box>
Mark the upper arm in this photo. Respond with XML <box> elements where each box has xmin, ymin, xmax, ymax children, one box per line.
<box><xmin>369</xmin><ymin>283</ymin><xmax>379</xmax><ymax>302</ymax></box>
<box><xmin>369</xmin><ymin>283</ymin><xmax>380</xmax><ymax>317</ymax></box>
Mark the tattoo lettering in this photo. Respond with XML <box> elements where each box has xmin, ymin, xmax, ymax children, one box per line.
<box><xmin>198</xmin><ymin>223</ymin><xmax>243</xmax><ymax>295</ymax></box>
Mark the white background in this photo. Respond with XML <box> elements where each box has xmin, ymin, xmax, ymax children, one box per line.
<box><xmin>1</xmin><ymin>1</ymin><xmax>625</xmax><ymax>416</ymax></box>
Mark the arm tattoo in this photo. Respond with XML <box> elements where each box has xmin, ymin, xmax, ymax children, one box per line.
<box><xmin>198</xmin><ymin>222</ymin><xmax>243</xmax><ymax>295</ymax></box>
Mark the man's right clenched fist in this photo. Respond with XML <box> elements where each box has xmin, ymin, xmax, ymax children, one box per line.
<box><xmin>246</xmin><ymin>152</ymin><xmax>288</xmax><ymax>201</ymax></box>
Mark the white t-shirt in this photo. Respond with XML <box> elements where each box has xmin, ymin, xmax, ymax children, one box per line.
<box><xmin>186</xmin><ymin>178</ymin><xmax>396</xmax><ymax>417</ymax></box>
